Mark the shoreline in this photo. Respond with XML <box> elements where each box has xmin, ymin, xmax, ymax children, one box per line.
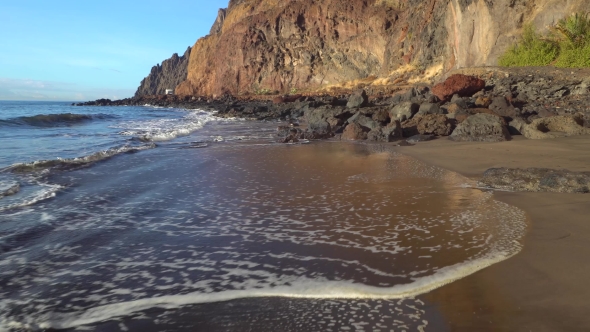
<box><xmin>393</xmin><ymin>136</ymin><xmax>590</xmax><ymax>331</ymax></box>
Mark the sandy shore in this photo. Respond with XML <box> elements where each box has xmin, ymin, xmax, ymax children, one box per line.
<box><xmin>394</xmin><ymin>135</ymin><xmax>590</xmax><ymax>331</ymax></box>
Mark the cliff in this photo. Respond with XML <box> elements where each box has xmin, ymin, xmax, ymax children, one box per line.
<box><xmin>135</xmin><ymin>47</ymin><xmax>192</xmax><ymax>97</ymax></box>
<box><xmin>173</xmin><ymin>0</ymin><xmax>590</xmax><ymax>96</ymax></box>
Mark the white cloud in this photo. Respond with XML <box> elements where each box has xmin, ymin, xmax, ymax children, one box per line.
<box><xmin>0</xmin><ymin>78</ymin><xmax>134</xmax><ymax>101</ymax></box>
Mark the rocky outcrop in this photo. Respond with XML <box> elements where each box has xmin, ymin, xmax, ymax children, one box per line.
<box><xmin>450</xmin><ymin>113</ymin><xmax>511</xmax><ymax>142</ymax></box>
<box><xmin>402</xmin><ymin>114</ymin><xmax>455</xmax><ymax>137</ymax></box>
<box><xmin>209</xmin><ymin>9</ymin><xmax>227</xmax><ymax>35</ymax></box>
<box><xmin>173</xmin><ymin>0</ymin><xmax>590</xmax><ymax>97</ymax></box>
<box><xmin>135</xmin><ymin>47</ymin><xmax>192</xmax><ymax>97</ymax></box>
<box><xmin>521</xmin><ymin>115</ymin><xmax>590</xmax><ymax>139</ymax></box>
<box><xmin>479</xmin><ymin>168</ymin><xmax>590</xmax><ymax>193</ymax></box>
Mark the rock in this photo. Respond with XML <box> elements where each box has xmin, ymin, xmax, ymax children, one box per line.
<box><xmin>392</xmin><ymin>140</ymin><xmax>415</xmax><ymax>147</ymax></box>
<box><xmin>454</xmin><ymin>111</ymin><xmax>470</xmax><ymax>124</ymax></box>
<box><xmin>417</xmin><ymin>103</ymin><xmax>444</xmax><ymax>116</ymax></box>
<box><xmin>372</xmin><ymin>109</ymin><xmax>390</xmax><ymax>124</ymax></box>
<box><xmin>432</xmin><ymin>75</ymin><xmax>486</xmax><ymax>102</ymax></box>
<box><xmin>346</xmin><ymin>90</ymin><xmax>369</xmax><ymax>108</ymax></box>
<box><xmin>488</xmin><ymin>96</ymin><xmax>517</xmax><ymax>119</ymax></box>
<box><xmin>572</xmin><ymin>78</ymin><xmax>590</xmax><ymax>95</ymax></box>
<box><xmin>478</xmin><ymin>168</ymin><xmax>590</xmax><ymax>194</ymax></box>
<box><xmin>521</xmin><ymin>114</ymin><xmax>590</xmax><ymax>139</ymax></box>
<box><xmin>402</xmin><ymin>114</ymin><xmax>455</xmax><ymax>137</ymax></box>
<box><xmin>135</xmin><ymin>47</ymin><xmax>192</xmax><ymax>97</ymax></box>
<box><xmin>342</xmin><ymin>123</ymin><xmax>369</xmax><ymax>140</ymax></box>
<box><xmin>445</xmin><ymin>103</ymin><xmax>465</xmax><ymax>114</ymax></box>
<box><xmin>367</xmin><ymin>121</ymin><xmax>403</xmax><ymax>142</ymax></box>
<box><xmin>449</xmin><ymin>113</ymin><xmax>511</xmax><ymax>142</ymax></box>
<box><xmin>406</xmin><ymin>134</ymin><xmax>436</xmax><ymax>143</ymax></box>
<box><xmin>347</xmin><ymin>113</ymin><xmax>379</xmax><ymax>131</ymax></box>
<box><xmin>508</xmin><ymin>117</ymin><xmax>528</xmax><ymax>135</ymax></box>
<box><xmin>475</xmin><ymin>96</ymin><xmax>492</xmax><ymax>108</ymax></box>
<box><xmin>390</xmin><ymin>102</ymin><xmax>419</xmax><ymax>122</ymax></box>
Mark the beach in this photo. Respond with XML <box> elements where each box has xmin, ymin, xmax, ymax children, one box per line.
<box><xmin>396</xmin><ymin>135</ymin><xmax>590</xmax><ymax>331</ymax></box>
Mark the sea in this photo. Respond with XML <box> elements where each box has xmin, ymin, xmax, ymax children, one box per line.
<box><xmin>0</xmin><ymin>100</ymin><xmax>527</xmax><ymax>331</ymax></box>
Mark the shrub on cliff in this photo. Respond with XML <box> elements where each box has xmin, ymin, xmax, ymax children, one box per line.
<box><xmin>500</xmin><ymin>13</ymin><xmax>590</xmax><ymax>68</ymax></box>
<box><xmin>498</xmin><ymin>24</ymin><xmax>558</xmax><ymax>67</ymax></box>
<box><xmin>552</xmin><ymin>12</ymin><xmax>590</xmax><ymax>67</ymax></box>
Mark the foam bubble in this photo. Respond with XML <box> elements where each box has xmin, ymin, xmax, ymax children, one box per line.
<box><xmin>115</xmin><ymin>109</ymin><xmax>237</xmax><ymax>142</ymax></box>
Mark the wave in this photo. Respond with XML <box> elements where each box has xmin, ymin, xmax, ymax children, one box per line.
<box><xmin>0</xmin><ymin>182</ymin><xmax>62</xmax><ymax>212</ymax></box>
<box><xmin>0</xmin><ymin>251</ymin><xmax>515</xmax><ymax>330</ymax></box>
<box><xmin>0</xmin><ymin>113</ymin><xmax>116</xmax><ymax>128</ymax></box>
<box><xmin>116</xmin><ymin>110</ymin><xmax>232</xmax><ymax>142</ymax></box>
<box><xmin>0</xmin><ymin>181</ymin><xmax>19</xmax><ymax>198</ymax></box>
<box><xmin>3</xmin><ymin>144</ymin><xmax>156</xmax><ymax>173</ymax></box>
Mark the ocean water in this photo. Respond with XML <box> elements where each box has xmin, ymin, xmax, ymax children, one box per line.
<box><xmin>0</xmin><ymin>101</ymin><xmax>527</xmax><ymax>331</ymax></box>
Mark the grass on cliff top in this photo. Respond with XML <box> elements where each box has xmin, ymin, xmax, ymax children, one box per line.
<box><xmin>500</xmin><ymin>13</ymin><xmax>590</xmax><ymax>68</ymax></box>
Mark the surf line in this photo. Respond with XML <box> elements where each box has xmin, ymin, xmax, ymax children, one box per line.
<box><xmin>7</xmin><ymin>250</ymin><xmax>517</xmax><ymax>330</ymax></box>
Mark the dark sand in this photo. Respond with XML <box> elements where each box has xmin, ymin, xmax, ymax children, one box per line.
<box><xmin>396</xmin><ymin>135</ymin><xmax>590</xmax><ymax>331</ymax></box>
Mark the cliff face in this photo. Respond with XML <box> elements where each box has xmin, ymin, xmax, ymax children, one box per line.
<box><xmin>172</xmin><ymin>0</ymin><xmax>590</xmax><ymax>96</ymax></box>
<box><xmin>135</xmin><ymin>47</ymin><xmax>192</xmax><ymax>97</ymax></box>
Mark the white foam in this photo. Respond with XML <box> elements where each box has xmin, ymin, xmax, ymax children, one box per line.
<box><xmin>2</xmin><ymin>251</ymin><xmax>514</xmax><ymax>330</ymax></box>
<box><xmin>3</xmin><ymin>144</ymin><xmax>156</xmax><ymax>173</ymax></box>
<box><xmin>0</xmin><ymin>182</ymin><xmax>62</xmax><ymax>212</ymax></box>
<box><xmin>115</xmin><ymin>109</ymin><xmax>236</xmax><ymax>142</ymax></box>
<box><xmin>0</xmin><ymin>180</ymin><xmax>19</xmax><ymax>198</ymax></box>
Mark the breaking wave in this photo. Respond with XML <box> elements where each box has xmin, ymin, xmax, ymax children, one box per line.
<box><xmin>0</xmin><ymin>181</ymin><xmax>19</xmax><ymax>198</ymax></box>
<box><xmin>3</xmin><ymin>144</ymin><xmax>156</xmax><ymax>173</ymax></box>
<box><xmin>0</xmin><ymin>113</ymin><xmax>116</xmax><ymax>128</ymax></box>
<box><xmin>116</xmin><ymin>109</ymin><xmax>235</xmax><ymax>142</ymax></box>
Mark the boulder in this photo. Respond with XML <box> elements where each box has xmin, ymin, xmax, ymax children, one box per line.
<box><xmin>367</xmin><ymin>121</ymin><xmax>403</xmax><ymax>142</ymax></box>
<box><xmin>508</xmin><ymin>117</ymin><xmax>528</xmax><ymax>135</ymax></box>
<box><xmin>402</xmin><ymin>114</ymin><xmax>455</xmax><ymax>137</ymax></box>
<box><xmin>346</xmin><ymin>90</ymin><xmax>369</xmax><ymax>108</ymax></box>
<box><xmin>432</xmin><ymin>74</ymin><xmax>486</xmax><ymax>102</ymax></box>
<box><xmin>478</xmin><ymin>168</ymin><xmax>590</xmax><ymax>194</ymax></box>
<box><xmin>449</xmin><ymin>113</ymin><xmax>511</xmax><ymax>142</ymax></box>
<box><xmin>372</xmin><ymin>109</ymin><xmax>390</xmax><ymax>124</ymax></box>
<box><xmin>489</xmin><ymin>96</ymin><xmax>518</xmax><ymax>119</ymax></box>
<box><xmin>417</xmin><ymin>103</ymin><xmax>444</xmax><ymax>116</ymax></box>
<box><xmin>353</xmin><ymin>114</ymin><xmax>381</xmax><ymax>131</ymax></box>
<box><xmin>390</xmin><ymin>102</ymin><xmax>419</xmax><ymax>122</ymax></box>
<box><xmin>342</xmin><ymin>123</ymin><xmax>369</xmax><ymax>140</ymax></box>
<box><xmin>445</xmin><ymin>102</ymin><xmax>465</xmax><ymax>114</ymax></box>
<box><xmin>521</xmin><ymin>114</ymin><xmax>590</xmax><ymax>139</ymax></box>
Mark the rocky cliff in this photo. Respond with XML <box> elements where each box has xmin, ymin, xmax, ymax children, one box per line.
<box><xmin>146</xmin><ymin>0</ymin><xmax>590</xmax><ymax>97</ymax></box>
<box><xmin>135</xmin><ymin>47</ymin><xmax>192</xmax><ymax>97</ymax></box>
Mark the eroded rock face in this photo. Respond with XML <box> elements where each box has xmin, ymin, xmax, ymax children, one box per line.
<box><xmin>135</xmin><ymin>47</ymin><xmax>192</xmax><ymax>97</ymax></box>
<box><xmin>479</xmin><ymin>168</ymin><xmax>590</xmax><ymax>193</ymax></box>
<box><xmin>521</xmin><ymin>115</ymin><xmax>590</xmax><ymax>139</ymax></box>
<box><xmin>136</xmin><ymin>0</ymin><xmax>590</xmax><ymax>97</ymax></box>
<box><xmin>449</xmin><ymin>113</ymin><xmax>511</xmax><ymax>142</ymax></box>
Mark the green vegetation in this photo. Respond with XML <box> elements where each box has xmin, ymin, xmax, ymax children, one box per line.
<box><xmin>254</xmin><ymin>87</ymin><xmax>272</xmax><ymax>95</ymax></box>
<box><xmin>499</xmin><ymin>13</ymin><xmax>590</xmax><ymax>68</ymax></box>
<box><xmin>498</xmin><ymin>24</ymin><xmax>558</xmax><ymax>67</ymax></box>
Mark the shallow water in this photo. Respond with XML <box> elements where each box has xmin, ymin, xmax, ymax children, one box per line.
<box><xmin>0</xmin><ymin>101</ymin><xmax>527</xmax><ymax>331</ymax></box>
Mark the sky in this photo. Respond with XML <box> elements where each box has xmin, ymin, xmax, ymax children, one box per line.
<box><xmin>0</xmin><ymin>0</ymin><xmax>229</xmax><ymax>101</ymax></box>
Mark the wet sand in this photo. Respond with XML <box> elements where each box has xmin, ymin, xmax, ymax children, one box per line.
<box><xmin>396</xmin><ymin>135</ymin><xmax>590</xmax><ymax>331</ymax></box>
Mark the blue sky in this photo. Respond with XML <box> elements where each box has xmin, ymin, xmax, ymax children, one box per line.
<box><xmin>0</xmin><ymin>0</ymin><xmax>228</xmax><ymax>101</ymax></box>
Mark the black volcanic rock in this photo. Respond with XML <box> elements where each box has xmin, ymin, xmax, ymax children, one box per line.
<box><xmin>135</xmin><ymin>47</ymin><xmax>191</xmax><ymax>97</ymax></box>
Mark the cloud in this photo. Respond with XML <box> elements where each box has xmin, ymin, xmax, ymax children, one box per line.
<box><xmin>0</xmin><ymin>78</ymin><xmax>134</xmax><ymax>101</ymax></box>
